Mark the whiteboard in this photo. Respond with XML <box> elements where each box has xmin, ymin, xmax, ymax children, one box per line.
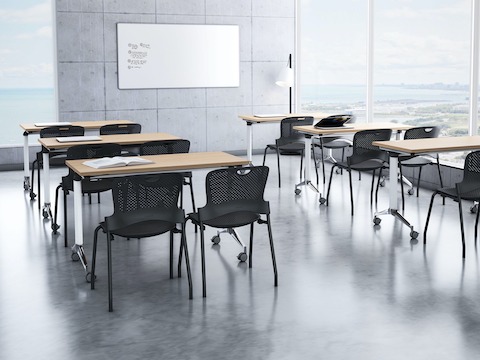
<box><xmin>117</xmin><ymin>23</ymin><xmax>240</xmax><ymax>89</ymax></box>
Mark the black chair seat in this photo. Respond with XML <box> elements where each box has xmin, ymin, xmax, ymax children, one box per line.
<box><xmin>400</xmin><ymin>156</ymin><xmax>434</xmax><ymax>167</ymax></box>
<box><xmin>190</xmin><ymin>211</ymin><xmax>260</xmax><ymax>228</ymax></box>
<box><xmin>98</xmin><ymin>220</ymin><xmax>177</xmax><ymax>239</ymax></box>
<box><xmin>336</xmin><ymin>158</ymin><xmax>387</xmax><ymax>172</ymax></box>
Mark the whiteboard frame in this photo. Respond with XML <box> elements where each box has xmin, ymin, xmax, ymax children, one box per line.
<box><xmin>117</xmin><ymin>23</ymin><xmax>240</xmax><ymax>89</ymax></box>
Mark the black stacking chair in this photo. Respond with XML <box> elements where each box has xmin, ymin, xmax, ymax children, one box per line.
<box><xmin>424</xmin><ymin>151</ymin><xmax>480</xmax><ymax>259</ymax></box>
<box><xmin>263</xmin><ymin>116</ymin><xmax>314</xmax><ymax>187</ymax></box>
<box><xmin>188</xmin><ymin>166</ymin><xmax>278</xmax><ymax>298</ymax></box>
<box><xmin>52</xmin><ymin>143</ymin><xmax>122</xmax><ymax>247</ymax></box>
<box><xmin>139</xmin><ymin>139</ymin><xmax>196</xmax><ymax>215</ymax></box>
<box><xmin>30</xmin><ymin>125</ymin><xmax>85</xmax><ymax>208</ymax></box>
<box><xmin>399</xmin><ymin>126</ymin><xmax>443</xmax><ymax>210</ymax></box>
<box><xmin>326</xmin><ymin>129</ymin><xmax>392</xmax><ymax>216</ymax></box>
<box><xmin>90</xmin><ymin>173</ymin><xmax>192</xmax><ymax>312</ymax></box>
<box><xmin>99</xmin><ymin>123</ymin><xmax>142</xmax><ymax>155</ymax></box>
<box><xmin>312</xmin><ymin>115</ymin><xmax>356</xmax><ymax>184</ymax></box>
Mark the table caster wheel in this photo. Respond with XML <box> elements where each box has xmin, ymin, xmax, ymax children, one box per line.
<box><xmin>410</xmin><ymin>230</ymin><xmax>419</xmax><ymax>239</ymax></box>
<box><xmin>319</xmin><ymin>197</ymin><xmax>326</xmax><ymax>205</ymax></box>
<box><xmin>29</xmin><ymin>192</ymin><xmax>36</xmax><ymax>200</ymax></box>
<box><xmin>407</xmin><ymin>188</ymin><xmax>414</xmax><ymax>195</ymax></box>
<box><xmin>71</xmin><ymin>252</ymin><xmax>80</xmax><ymax>262</ymax></box>
<box><xmin>295</xmin><ymin>188</ymin><xmax>301</xmax><ymax>195</ymax></box>
<box><xmin>237</xmin><ymin>252</ymin><xmax>247</xmax><ymax>262</ymax></box>
<box><xmin>85</xmin><ymin>272</ymin><xmax>96</xmax><ymax>283</ymax></box>
<box><xmin>379</xmin><ymin>179</ymin><xmax>385</xmax><ymax>187</ymax></box>
<box><xmin>211</xmin><ymin>235</ymin><xmax>221</xmax><ymax>244</ymax></box>
<box><xmin>470</xmin><ymin>204</ymin><xmax>478</xmax><ymax>214</ymax></box>
<box><xmin>42</xmin><ymin>209</ymin><xmax>49</xmax><ymax>219</ymax></box>
<box><xmin>373</xmin><ymin>217</ymin><xmax>381</xmax><ymax>225</ymax></box>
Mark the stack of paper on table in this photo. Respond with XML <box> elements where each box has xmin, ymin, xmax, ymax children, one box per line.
<box><xmin>83</xmin><ymin>156</ymin><xmax>153</xmax><ymax>169</ymax></box>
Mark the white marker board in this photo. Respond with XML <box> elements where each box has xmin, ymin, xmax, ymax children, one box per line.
<box><xmin>117</xmin><ymin>23</ymin><xmax>240</xmax><ymax>89</ymax></box>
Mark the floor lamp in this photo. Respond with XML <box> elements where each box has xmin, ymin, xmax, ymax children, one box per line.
<box><xmin>276</xmin><ymin>54</ymin><xmax>294</xmax><ymax>113</ymax></box>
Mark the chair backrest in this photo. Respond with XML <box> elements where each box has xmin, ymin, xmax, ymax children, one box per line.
<box><xmin>460</xmin><ymin>150</ymin><xmax>480</xmax><ymax>186</ymax></box>
<box><xmin>351</xmin><ymin>129</ymin><xmax>393</xmax><ymax>162</ymax></box>
<box><xmin>140</xmin><ymin>139</ymin><xmax>190</xmax><ymax>155</ymax></box>
<box><xmin>66</xmin><ymin>143</ymin><xmax>122</xmax><ymax>160</ymax></box>
<box><xmin>277</xmin><ymin>116</ymin><xmax>314</xmax><ymax>145</ymax></box>
<box><xmin>404</xmin><ymin>126</ymin><xmax>439</xmax><ymax>140</ymax></box>
<box><xmin>40</xmin><ymin>125</ymin><xmax>85</xmax><ymax>138</ymax></box>
<box><xmin>99</xmin><ymin>123</ymin><xmax>142</xmax><ymax>135</ymax></box>
<box><xmin>203</xmin><ymin>166</ymin><xmax>270</xmax><ymax>214</ymax></box>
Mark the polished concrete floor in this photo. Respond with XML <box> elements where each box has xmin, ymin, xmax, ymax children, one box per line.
<box><xmin>1</xmin><ymin>155</ymin><xmax>480</xmax><ymax>359</ymax></box>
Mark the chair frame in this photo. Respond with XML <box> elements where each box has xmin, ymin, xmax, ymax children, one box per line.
<box><xmin>326</xmin><ymin>129</ymin><xmax>393</xmax><ymax>216</ymax></box>
<box><xmin>188</xmin><ymin>166</ymin><xmax>278</xmax><ymax>298</ymax></box>
<box><xmin>262</xmin><ymin>116</ymin><xmax>314</xmax><ymax>187</ymax></box>
<box><xmin>90</xmin><ymin>173</ymin><xmax>192</xmax><ymax>312</ymax></box>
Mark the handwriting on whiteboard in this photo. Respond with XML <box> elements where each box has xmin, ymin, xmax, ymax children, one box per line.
<box><xmin>126</xmin><ymin>42</ymin><xmax>150</xmax><ymax>70</ymax></box>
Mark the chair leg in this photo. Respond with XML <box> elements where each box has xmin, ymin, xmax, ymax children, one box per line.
<box><xmin>326</xmin><ymin>165</ymin><xmax>337</xmax><ymax>205</ymax></box>
<box><xmin>188</xmin><ymin>177</ymin><xmax>197</xmax><ymax>233</ymax></box>
<box><xmin>423</xmin><ymin>192</ymin><xmax>439</xmax><ymax>244</ymax></box>
<box><xmin>436</xmin><ymin>155</ymin><xmax>445</xmax><ymax>205</ymax></box>
<box><xmin>475</xmin><ymin>206</ymin><xmax>480</xmax><ymax>249</ymax></box>
<box><xmin>248</xmin><ymin>223</ymin><xmax>254</xmax><ymax>268</ymax></box>
<box><xmin>416</xmin><ymin>167</ymin><xmax>423</xmax><ymax>197</ymax></box>
<box><xmin>169</xmin><ymin>230</ymin><xmax>174</xmax><ymax>279</ymax></box>
<box><xmin>63</xmin><ymin>190</ymin><xmax>68</xmax><ymax>247</ymax></box>
<box><xmin>180</xmin><ymin>223</ymin><xmax>193</xmax><ymax>300</ymax></box>
<box><xmin>107</xmin><ymin>228</ymin><xmax>114</xmax><ymax>312</ymax></box>
<box><xmin>457</xmin><ymin>195</ymin><xmax>466</xmax><ymax>259</ymax></box>
<box><xmin>399</xmin><ymin>162</ymin><xmax>405</xmax><ymax>211</ymax></box>
<box><xmin>30</xmin><ymin>159</ymin><xmax>37</xmax><ymax>200</ymax></box>
<box><xmin>348</xmin><ymin>166</ymin><xmax>354</xmax><ymax>216</ymax></box>
<box><xmin>266</xmin><ymin>214</ymin><xmax>278</xmax><ymax>287</ymax></box>
<box><xmin>320</xmin><ymin>141</ymin><xmax>326</xmax><ymax>185</ymax></box>
<box><xmin>370</xmin><ymin>169</ymin><xmax>376</xmax><ymax>205</ymax></box>
<box><xmin>299</xmin><ymin>149</ymin><xmax>304</xmax><ymax>183</ymax></box>
<box><xmin>199</xmin><ymin>221</ymin><xmax>207</xmax><ymax>298</ymax></box>
<box><xmin>90</xmin><ymin>225</ymin><xmax>102</xmax><ymax>290</ymax></box>
<box><xmin>311</xmin><ymin>146</ymin><xmax>319</xmax><ymax>185</ymax></box>
<box><xmin>52</xmin><ymin>184</ymin><xmax>61</xmax><ymax>233</ymax></box>
<box><xmin>375</xmin><ymin>168</ymin><xmax>383</xmax><ymax>205</ymax></box>
<box><xmin>276</xmin><ymin>148</ymin><xmax>281</xmax><ymax>188</ymax></box>
<box><xmin>37</xmin><ymin>159</ymin><xmax>42</xmax><ymax>210</ymax></box>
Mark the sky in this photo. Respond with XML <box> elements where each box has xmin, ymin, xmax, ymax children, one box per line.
<box><xmin>0</xmin><ymin>0</ymin><xmax>475</xmax><ymax>89</ymax></box>
<box><xmin>300</xmin><ymin>0</ymin><xmax>472</xmax><ymax>85</ymax></box>
<box><xmin>0</xmin><ymin>0</ymin><xmax>53</xmax><ymax>88</ymax></box>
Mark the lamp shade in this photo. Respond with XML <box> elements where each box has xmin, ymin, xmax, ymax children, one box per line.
<box><xmin>275</xmin><ymin>67</ymin><xmax>294</xmax><ymax>88</ymax></box>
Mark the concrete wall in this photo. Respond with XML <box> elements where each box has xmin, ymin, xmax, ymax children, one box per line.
<box><xmin>55</xmin><ymin>0</ymin><xmax>295</xmax><ymax>153</ymax></box>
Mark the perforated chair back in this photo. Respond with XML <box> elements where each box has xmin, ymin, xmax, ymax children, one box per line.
<box><xmin>458</xmin><ymin>151</ymin><xmax>480</xmax><ymax>196</ymax></box>
<box><xmin>108</xmin><ymin>173</ymin><xmax>185</xmax><ymax>235</ymax></box>
<box><xmin>404</xmin><ymin>126</ymin><xmax>439</xmax><ymax>140</ymax></box>
<box><xmin>350</xmin><ymin>129</ymin><xmax>392</xmax><ymax>164</ymax></box>
<box><xmin>140</xmin><ymin>139</ymin><xmax>190</xmax><ymax>155</ymax></box>
<box><xmin>99</xmin><ymin>123</ymin><xmax>141</xmax><ymax>135</ymax></box>
<box><xmin>277</xmin><ymin>116</ymin><xmax>314</xmax><ymax>146</ymax></box>
<box><xmin>40</xmin><ymin>125</ymin><xmax>85</xmax><ymax>138</ymax></box>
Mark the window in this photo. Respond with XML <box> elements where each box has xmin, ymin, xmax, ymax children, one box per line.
<box><xmin>299</xmin><ymin>0</ymin><xmax>475</xmax><ymax>167</ymax></box>
<box><xmin>0</xmin><ymin>0</ymin><xmax>55</xmax><ymax>146</ymax></box>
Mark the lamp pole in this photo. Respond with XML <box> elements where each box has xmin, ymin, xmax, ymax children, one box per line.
<box><xmin>288</xmin><ymin>53</ymin><xmax>292</xmax><ymax>113</ymax></box>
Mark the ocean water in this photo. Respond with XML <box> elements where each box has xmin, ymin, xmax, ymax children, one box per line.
<box><xmin>0</xmin><ymin>88</ymin><xmax>55</xmax><ymax>146</ymax></box>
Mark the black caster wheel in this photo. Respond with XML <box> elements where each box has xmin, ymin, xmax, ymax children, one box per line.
<box><xmin>237</xmin><ymin>252</ymin><xmax>248</xmax><ymax>262</ymax></box>
<box><xmin>71</xmin><ymin>252</ymin><xmax>80</xmax><ymax>262</ymax></box>
<box><xmin>319</xmin><ymin>197</ymin><xmax>326</xmax><ymax>205</ymax></box>
<box><xmin>295</xmin><ymin>188</ymin><xmax>301</xmax><ymax>195</ymax></box>
<box><xmin>42</xmin><ymin>209</ymin><xmax>49</xmax><ymax>219</ymax></box>
<box><xmin>211</xmin><ymin>235</ymin><xmax>221</xmax><ymax>244</ymax></box>
<box><xmin>335</xmin><ymin>169</ymin><xmax>341</xmax><ymax>174</ymax></box>
<box><xmin>51</xmin><ymin>223</ymin><xmax>60</xmax><ymax>233</ymax></box>
<box><xmin>29</xmin><ymin>192</ymin><xmax>36</xmax><ymax>200</ymax></box>
<box><xmin>85</xmin><ymin>272</ymin><xmax>96</xmax><ymax>283</ymax></box>
<box><xmin>379</xmin><ymin>180</ymin><xmax>385</xmax><ymax>187</ymax></box>
<box><xmin>23</xmin><ymin>182</ymin><xmax>29</xmax><ymax>191</ymax></box>
<box><xmin>410</xmin><ymin>230</ymin><xmax>419</xmax><ymax>239</ymax></box>
<box><xmin>373</xmin><ymin>217</ymin><xmax>381</xmax><ymax>225</ymax></box>
<box><xmin>470</xmin><ymin>204</ymin><xmax>478</xmax><ymax>214</ymax></box>
<box><xmin>407</xmin><ymin>188</ymin><xmax>414</xmax><ymax>196</ymax></box>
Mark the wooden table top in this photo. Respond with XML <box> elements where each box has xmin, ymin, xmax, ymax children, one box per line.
<box><xmin>373</xmin><ymin>135</ymin><xmax>480</xmax><ymax>154</ymax></box>
<box><xmin>239</xmin><ymin>113</ymin><xmax>331</xmax><ymax>123</ymax></box>
<box><xmin>293</xmin><ymin>122</ymin><xmax>413</xmax><ymax>136</ymax></box>
<box><xmin>66</xmin><ymin>151</ymin><xmax>250</xmax><ymax>177</ymax></box>
<box><xmin>38</xmin><ymin>132</ymin><xmax>180</xmax><ymax>150</ymax></box>
<box><xmin>20</xmin><ymin>120</ymin><xmax>133</xmax><ymax>133</ymax></box>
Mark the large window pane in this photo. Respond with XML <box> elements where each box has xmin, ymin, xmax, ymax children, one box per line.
<box><xmin>375</xmin><ymin>0</ymin><xmax>471</xmax><ymax>165</ymax></box>
<box><xmin>299</xmin><ymin>0</ymin><xmax>367</xmax><ymax>122</ymax></box>
<box><xmin>0</xmin><ymin>0</ymin><xmax>54</xmax><ymax>147</ymax></box>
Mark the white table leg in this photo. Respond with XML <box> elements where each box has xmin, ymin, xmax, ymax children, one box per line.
<box><xmin>23</xmin><ymin>133</ymin><xmax>30</xmax><ymax>190</ymax></box>
<box><xmin>247</xmin><ymin>122</ymin><xmax>253</xmax><ymax>163</ymax></box>
<box><xmin>71</xmin><ymin>179</ymin><xmax>88</xmax><ymax>272</ymax></box>
<box><xmin>295</xmin><ymin>135</ymin><xmax>319</xmax><ymax>196</ymax></box>
<box><xmin>41</xmin><ymin>152</ymin><xmax>52</xmax><ymax>219</ymax></box>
